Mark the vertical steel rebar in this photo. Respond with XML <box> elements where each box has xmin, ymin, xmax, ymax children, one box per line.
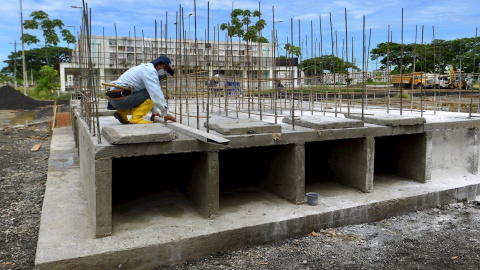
<box><xmin>366</xmin><ymin>28</ymin><xmax>371</xmax><ymax>111</ymax></box>
<box><xmin>174</xmin><ymin>13</ymin><xmax>178</xmax><ymax>119</ymax></box>
<box><xmin>272</xmin><ymin>6</ymin><xmax>277</xmax><ymax>123</ymax></box>
<box><xmin>258</xmin><ymin>2</ymin><xmax>263</xmax><ymax>120</ymax></box>
<box><xmin>411</xmin><ymin>26</ymin><xmax>417</xmax><ymax>112</ymax></box>
<box><xmin>400</xmin><ymin>8</ymin><xmax>404</xmax><ymax>115</ymax></box>
<box><xmin>329</xmin><ymin>13</ymin><xmax>336</xmax><ymax>117</ymax></box>
<box><xmin>345</xmin><ymin>9</ymin><xmax>350</xmax><ymax>117</ymax></box>
<box><xmin>291</xmin><ymin>18</ymin><xmax>295</xmax><ymax>130</ymax></box>
<box><xmin>432</xmin><ymin>26</ymin><xmax>437</xmax><ymax>115</ymax></box>
<box><xmin>206</xmin><ymin>2</ymin><xmax>210</xmax><ymax>131</ymax></box>
<box><xmin>471</xmin><ymin>27</ymin><xmax>478</xmax><ymax>117</ymax></box>
<box><xmin>362</xmin><ymin>15</ymin><xmax>365</xmax><ymax>121</ymax></box>
<box><xmin>319</xmin><ymin>16</ymin><xmax>325</xmax><ymax>116</ymax></box>
<box><xmin>165</xmin><ymin>12</ymin><xmax>169</xmax><ymax>108</ymax></box>
<box><xmin>311</xmin><ymin>20</ymin><xmax>314</xmax><ymax>115</ymax></box>
<box><xmin>299</xmin><ymin>19</ymin><xmax>303</xmax><ymax>116</ymax></box>
<box><xmin>387</xmin><ymin>26</ymin><xmax>391</xmax><ymax>114</ymax></box>
<box><xmin>420</xmin><ymin>26</ymin><xmax>424</xmax><ymax>117</ymax></box>
<box><xmin>194</xmin><ymin>0</ymin><xmax>199</xmax><ymax>129</ymax></box>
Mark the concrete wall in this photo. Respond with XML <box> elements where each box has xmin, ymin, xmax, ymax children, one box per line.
<box><xmin>77</xmin><ymin>115</ymin><xmax>112</xmax><ymax>237</ymax></box>
<box><xmin>305</xmin><ymin>137</ymin><xmax>375</xmax><ymax>192</ymax></box>
<box><xmin>218</xmin><ymin>144</ymin><xmax>305</xmax><ymax>204</ymax></box>
<box><xmin>430</xmin><ymin>128</ymin><xmax>479</xmax><ymax>175</ymax></box>
<box><xmin>375</xmin><ymin>133</ymin><xmax>431</xmax><ymax>183</ymax></box>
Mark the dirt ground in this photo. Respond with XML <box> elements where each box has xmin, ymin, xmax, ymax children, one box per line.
<box><xmin>155</xmin><ymin>201</ymin><xmax>480</xmax><ymax>270</ymax></box>
<box><xmin>0</xmin><ymin>85</ymin><xmax>68</xmax><ymax>269</ymax></box>
<box><xmin>0</xmin><ymin>89</ymin><xmax>480</xmax><ymax>269</ymax></box>
<box><xmin>0</xmin><ymin>110</ymin><xmax>53</xmax><ymax>269</ymax></box>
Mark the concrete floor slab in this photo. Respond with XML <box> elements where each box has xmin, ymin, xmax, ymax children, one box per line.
<box><xmin>36</xmin><ymin>126</ymin><xmax>480</xmax><ymax>269</ymax></box>
<box><xmin>101</xmin><ymin>123</ymin><xmax>178</xmax><ymax>144</ymax></box>
<box><xmin>205</xmin><ymin>116</ymin><xmax>282</xmax><ymax>135</ymax></box>
<box><xmin>282</xmin><ymin>115</ymin><xmax>364</xmax><ymax>129</ymax></box>
<box><xmin>346</xmin><ymin>112</ymin><xmax>426</xmax><ymax>126</ymax></box>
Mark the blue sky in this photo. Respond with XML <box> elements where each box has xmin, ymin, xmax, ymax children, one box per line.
<box><xmin>1</xmin><ymin>0</ymin><xmax>479</xmax><ymax>71</ymax></box>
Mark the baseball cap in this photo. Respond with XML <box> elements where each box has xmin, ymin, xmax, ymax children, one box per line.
<box><xmin>151</xmin><ymin>56</ymin><xmax>174</xmax><ymax>76</ymax></box>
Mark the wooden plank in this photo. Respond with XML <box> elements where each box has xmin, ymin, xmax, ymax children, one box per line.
<box><xmin>101</xmin><ymin>82</ymin><xmax>130</xmax><ymax>90</ymax></box>
<box><xmin>166</xmin><ymin>122</ymin><xmax>230</xmax><ymax>145</ymax></box>
<box><xmin>29</xmin><ymin>136</ymin><xmax>48</xmax><ymax>141</ymax></box>
<box><xmin>31</xmin><ymin>143</ymin><xmax>42</xmax><ymax>152</ymax></box>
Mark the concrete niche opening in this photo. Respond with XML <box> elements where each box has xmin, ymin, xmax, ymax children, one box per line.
<box><xmin>111</xmin><ymin>152</ymin><xmax>211</xmax><ymax>223</ymax></box>
<box><xmin>305</xmin><ymin>138</ymin><xmax>374</xmax><ymax>193</ymax></box>
<box><xmin>374</xmin><ymin>133</ymin><xmax>428</xmax><ymax>184</ymax></box>
<box><xmin>219</xmin><ymin>144</ymin><xmax>304</xmax><ymax>208</ymax></box>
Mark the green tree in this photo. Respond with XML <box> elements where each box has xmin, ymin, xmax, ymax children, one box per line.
<box><xmin>0</xmin><ymin>74</ymin><xmax>15</xmax><ymax>85</ymax></box>
<box><xmin>299</xmin><ymin>55</ymin><xmax>360</xmax><ymax>76</ymax></box>
<box><xmin>284</xmin><ymin>43</ymin><xmax>301</xmax><ymax>58</ymax></box>
<box><xmin>1</xmin><ymin>46</ymin><xmax>71</xmax><ymax>82</ymax></box>
<box><xmin>22</xmin><ymin>10</ymin><xmax>76</xmax><ymax>66</ymax></box>
<box><xmin>220</xmin><ymin>9</ymin><xmax>268</xmax><ymax>43</ymax></box>
<box><xmin>370</xmin><ymin>37</ymin><xmax>480</xmax><ymax>74</ymax></box>
<box><xmin>35</xmin><ymin>65</ymin><xmax>59</xmax><ymax>95</ymax></box>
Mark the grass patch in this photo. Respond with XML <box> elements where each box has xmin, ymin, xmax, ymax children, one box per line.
<box><xmin>393</xmin><ymin>92</ymin><xmax>410</xmax><ymax>99</ymax></box>
<box><xmin>14</xmin><ymin>87</ymin><xmax>70</xmax><ymax>100</ymax></box>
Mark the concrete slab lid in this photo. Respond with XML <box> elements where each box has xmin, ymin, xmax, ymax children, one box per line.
<box><xmin>101</xmin><ymin>123</ymin><xmax>178</xmax><ymax>144</ymax></box>
<box><xmin>282</xmin><ymin>115</ymin><xmax>364</xmax><ymax>130</ymax></box>
<box><xmin>205</xmin><ymin>118</ymin><xmax>282</xmax><ymax>135</ymax></box>
<box><xmin>345</xmin><ymin>113</ymin><xmax>426</xmax><ymax>126</ymax></box>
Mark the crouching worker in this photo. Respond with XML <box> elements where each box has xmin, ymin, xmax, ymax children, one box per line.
<box><xmin>106</xmin><ymin>56</ymin><xmax>177</xmax><ymax>124</ymax></box>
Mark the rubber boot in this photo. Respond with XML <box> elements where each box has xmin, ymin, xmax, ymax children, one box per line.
<box><xmin>130</xmin><ymin>99</ymin><xmax>154</xmax><ymax>124</ymax></box>
<box><xmin>113</xmin><ymin>109</ymin><xmax>132</xmax><ymax>124</ymax></box>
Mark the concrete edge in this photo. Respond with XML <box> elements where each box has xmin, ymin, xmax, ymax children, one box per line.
<box><xmin>36</xmin><ymin>181</ymin><xmax>479</xmax><ymax>269</ymax></box>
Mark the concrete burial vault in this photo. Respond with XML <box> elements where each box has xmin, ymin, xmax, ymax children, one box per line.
<box><xmin>35</xmin><ymin>107</ymin><xmax>480</xmax><ymax>269</ymax></box>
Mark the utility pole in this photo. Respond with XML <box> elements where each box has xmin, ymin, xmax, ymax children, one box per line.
<box><xmin>20</xmin><ymin>0</ymin><xmax>27</xmax><ymax>96</ymax></box>
<box><xmin>8</xmin><ymin>41</ymin><xmax>17</xmax><ymax>87</ymax></box>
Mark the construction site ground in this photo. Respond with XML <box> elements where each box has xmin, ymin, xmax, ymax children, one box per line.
<box><xmin>1</xmin><ymin>88</ymin><xmax>480</xmax><ymax>269</ymax></box>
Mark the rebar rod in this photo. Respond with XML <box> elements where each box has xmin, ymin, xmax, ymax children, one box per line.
<box><xmin>400</xmin><ymin>8</ymin><xmax>404</xmax><ymax>115</ymax></box>
<box><xmin>206</xmin><ymin>1</ymin><xmax>210</xmax><ymax>131</ymax></box>
<box><xmin>345</xmin><ymin>8</ymin><xmax>350</xmax><ymax>117</ymax></box>
<box><xmin>471</xmin><ymin>27</ymin><xmax>478</xmax><ymax>118</ymax></box>
<box><xmin>194</xmin><ymin>0</ymin><xmax>199</xmax><ymax>129</ymax></box>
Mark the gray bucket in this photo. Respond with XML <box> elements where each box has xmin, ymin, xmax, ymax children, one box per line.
<box><xmin>306</xmin><ymin>192</ymin><xmax>319</xmax><ymax>206</ymax></box>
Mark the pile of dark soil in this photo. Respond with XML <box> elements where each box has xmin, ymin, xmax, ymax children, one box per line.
<box><xmin>0</xmin><ymin>86</ymin><xmax>63</xmax><ymax>110</ymax></box>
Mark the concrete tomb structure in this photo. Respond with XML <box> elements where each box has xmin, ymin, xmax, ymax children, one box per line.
<box><xmin>36</xmin><ymin>105</ymin><xmax>480</xmax><ymax>269</ymax></box>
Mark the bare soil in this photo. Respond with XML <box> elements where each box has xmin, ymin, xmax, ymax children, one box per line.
<box><xmin>0</xmin><ymin>117</ymin><xmax>52</xmax><ymax>269</ymax></box>
<box><xmin>156</xmin><ymin>201</ymin><xmax>480</xmax><ymax>270</ymax></box>
<box><xmin>0</xmin><ymin>85</ymin><xmax>66</xmax><ymax>269</ymax></box>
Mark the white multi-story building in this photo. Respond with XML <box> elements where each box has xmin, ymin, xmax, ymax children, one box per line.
<box><xmin>59</xmin><ymin>35</ymin><xmax>299</xmax><ymax>92</ymax></box>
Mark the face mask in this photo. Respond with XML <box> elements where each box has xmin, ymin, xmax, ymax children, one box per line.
<box><xmin>157</xmin><ymin>68</ymin><xmax>168</xmax><ymax>81</ymax></box>
<box><xmin>157</xmin><ymin>68</ymin><xmax>166</xmax><ymax>77</ymax></box>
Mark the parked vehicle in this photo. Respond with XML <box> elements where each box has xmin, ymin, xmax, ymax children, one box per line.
<box><xmin>424</xmin><ymin>79</ymin><xmax>435</xmax><ymax>89</ymax></box>
<box><xmin>391</xmin><ymin>72</ymin><xmax>427</xmax><ymax>89</ymax></box>
<box><xmin>436</xmin><ymin>75</ymin><xmax>451</xmax><ymax>89</ymax></box>
<box><xmin>447</xmin><ymin>66</ymin><xmax>468</xmax><ymax>89</ymax></box>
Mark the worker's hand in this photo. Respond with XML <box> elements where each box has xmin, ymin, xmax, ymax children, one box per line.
<box><xmin>164</xmin><ymin>114</ymin><xmax>176</xmax><ymax>124</ymax></box>
<box><xmin>150</xmin><ymin>113</ymin><xmax>162</xmax><ymax>122</ymax></box>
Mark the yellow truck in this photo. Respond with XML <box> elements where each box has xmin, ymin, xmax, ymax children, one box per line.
<box><xmin>391</xmin><ymin>72</ymin><xmax>427</xmax><ymax>89</ymax></box>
